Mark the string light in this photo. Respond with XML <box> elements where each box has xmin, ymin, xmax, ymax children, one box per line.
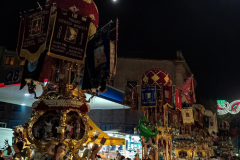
<box><xmin>217</xmin><ymin>100</ymin><xmax>240</xmax><ymax>115</ymax></box>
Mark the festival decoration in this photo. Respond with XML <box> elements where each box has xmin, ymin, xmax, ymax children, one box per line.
<box><xmin>181</xmin><ymin>108</ymin><xmax>194</xmax><ymax>125</ymax></box>
<box><xmin>82</xmin><ymin>25</ymin><xmax>111</xmax><ymax>92</ymax></box>
<box><xmin>110</xmin><ymin>41</ymin><xmax>117</xmax><ymax>77</ymax></box>
<box><xmin>180</xmin><ymin>75</ymin><xmax>196</xmax><ymax>105</ymax></box>
<box><xmin>46</xmin><ymin>0</ymin><xmax>99</xmax><ymax>37</ymax></box>
<box><xmin>162</xmin><ymin>85</ymin><xmax>172</xmax><ymax>107</ymax></box>
<box><xmin>141</xmin><ymin>69</ymin><xmax>172</xmax><ymax>89</ymax></box>
<box><xmin>19</xmin><ymin>7</ymin><xmax>51</xmax><ymax>62</ymax></box>
<box><xmin>208</xmin><ymin>113</ymin><xmax>218</xmax><ymax>134</ymax></box>
<box><xmin>13</xmin><ymin>0</ymin><xmax>121</xmax><ymax>158</ymax></box>
<box><xmin>141</xmin><ymin>86</ymin><xmax>156</xmax><ymax>107</ymax></box>
<box><xmin>175</xmin><ymin>87</ymin><xmax>181</xmax><ymax>110</ymax></box>
<box><xmin>217</xmin><ymin>100</ymin><xmax>240</xmax><ymax>115</ymax></box>
<box><xmin>20</xmin><ymin>51</ymin><xmax>48</xmax><ymax>90</ymax></box>
<box><xmin>136</xmin><ymin>116</ymin><xmax>158</xmax><ymax>142</ymax></box>
<box><xmin>47</xmin><ymin>8</ymin><xmax>91</xmax><ymax>63</ymax></box>
<box><xmin>170</xmin><ymin>110</ymin><xmax>181</xmax><ymax>126</ymax></box>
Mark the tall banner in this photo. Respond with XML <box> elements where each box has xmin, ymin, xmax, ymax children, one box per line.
<box><xmin>203</xmin><ymin>116</ymin><xmax>209</xmax><ymax>128</ymax></box>
<box><xmin>110</xmin><ymin>41</ymin><xmax>117</xmax><ymax>77</ymax></box>
<box><xmin>181</xmin><ymin>108</ymin><xmax>194</xmax><ymax>125</ymax></box>
<box><xmin>38</xmin><ymin>55</ymin><xmax>54</xmax><ymax>82</ymax></box>
<box><xmin>175</xmin><ymin>87</ymin><xmax>181</xmax><ymax>110</ymax></box>
<box><xmin>20</xmin><ymin>51</ymin><xmax>48</xmax><ymax>89</ymax></box>
<box><xmin>83</xmin><ymin>26</ymin><xmax>111</xmax><ymax>92</ymax></box>
<box><xmin>20</xmin><ymin>7</ymin><xmax>51</xmax><ymax>62</ymax></box>
<box><xmin>163</xmin><ymin>85</ymin><xmax>172</xmax><ymax>107</ymax></box>
<box><xmin>131</xmin><ymin>87</ymin><xmax>138</xmax><ymax>110</ymax></box>
<box><xmin>209</xmin><ymin>113</ymin><xmax>218</xmax><ymax>134</ymax></box>
<box><xmin>181</xmin><ymin>75</ymin><xmax>196</xmax><ymax>105</ymax></box>
<box><xmin>16</xmin><ymin>15</ymin><xmax>25</xmax><ymax>61</ymax></box>
<box><xmin>48</xmin><ymin>8</ymin><xmax>91</xmax><ymax>63</ymax></box>
<box><xmin>141</xmin><ymin>86</ymin><xmax>156</xmax><ymax>107</ymax></box>
<box><xmin>170</xmin><ymin>110</ymin><xmax>180</xmax><ymax>126</ymax></box>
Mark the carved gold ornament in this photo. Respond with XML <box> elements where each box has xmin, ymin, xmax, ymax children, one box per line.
<box><xmin>26</xmin><ymin>108</ymin><xmax>90</xmax><ymax>154</ymax></box>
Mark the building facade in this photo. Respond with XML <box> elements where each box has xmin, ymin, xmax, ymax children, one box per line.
<box><xmin>0</xmin><ymin>48</ymin><xmax>196</xmax><ymax>134</ymax></box>
<box><xmin>112</xmin><ymin>51</ymin><xmax>196</xmax><ymax>92</ymax></box>
<box><xmin>0</xmin><ymin>46</ymin><xmax>25</xmax><ymax>86</ymax></box>
<box><xmin>0</xmin><ymin>102</ymin><xmax>32</xmax><ymax>128</ymax></box>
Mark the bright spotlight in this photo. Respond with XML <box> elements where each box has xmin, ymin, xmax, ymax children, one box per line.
<box><xmin>113</xmin><ymin>0</ymin><xmax>117</xmax><ymax>2</ymax></box>
<box><xmin>21</xmin><ymin>104</ymin><xmax>26</xmax><ymax>106</ymax></box>
<box><xmin>24</xmin><ymin>93</ymin><xmax>30</xmax><ymax>96</ymax></box>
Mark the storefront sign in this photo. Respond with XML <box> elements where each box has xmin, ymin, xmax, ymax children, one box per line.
<box><xmin>0</xmin><ymin>67</ymin><xmax>23</xmax><ymax>85</ymax></box>
<box><xmin>48</xmin><ymin>8</ymin><xmax>91</xmax><ymax>63</ymax></box>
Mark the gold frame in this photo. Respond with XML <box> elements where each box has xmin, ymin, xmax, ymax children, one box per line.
<box><xmin>193</xmin><ymin>150</ymin><xmax>206</xmax><ymax>158</ymax></box>
<box><xmin>175</xmin><ymin>148</ymin><xmax>193</xmax><ymax>158</ymax></box>
<box><xmin>26</xmin><ymin>109</ymin><xmax>90</xmax><ymax>153</ymax></box>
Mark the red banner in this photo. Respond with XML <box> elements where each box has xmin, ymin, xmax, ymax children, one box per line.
<box><xmin>175</xmin><ymin>87</ymin><xmax>181</xmax><ymax>110</ymax></box>
<box><xmin>181</xmin><ymin>76</ymin><xmax>196</xmax><ymax>105</ymax></box>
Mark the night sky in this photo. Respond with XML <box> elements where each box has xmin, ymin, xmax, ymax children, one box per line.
<box><xmin>1</xmin><ymin>0</ymin><xmax>240</xmax><ymax>101</ymax></box>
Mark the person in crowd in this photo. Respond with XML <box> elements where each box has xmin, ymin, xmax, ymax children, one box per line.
<box><xmin>12</xmin><ymin>140</ymin><xmax>24</xmax><ymax>159</ymax></box>
<box><xmin>47</xmin><ymin>143</ymin><xmax>67</xmax><ymax>160</ymax></box>
<box><xmin>0</xmin><ymin>150</ymin><xmax>4</xmax><ymax>160</ymax></box>
<box><xmin>143</xmin><ymin>154</ymin><xmax>151</xmax><ymax>160</ymax></box>
<box><xmin>116</xmin><ymin>151</ymin><xmax>121</xmax><ymax>159</ymax></box>
<box><xmin>119</xmin><ymin>156</ymin><xmax>125</xmax><ymax>160</ymax></box>
<box><xmin>134</xmin><ymin>153</ymin><xmax>140</xmax><ymax>160</ymax></box>
<box><xmin>217</xmin><ymin>156</ymin><xmax>221</xmax><ymax>160</ymax></box>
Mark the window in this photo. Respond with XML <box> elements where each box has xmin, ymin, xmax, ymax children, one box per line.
<box><xmin>0</xmin><ymin>102</ymin><xmax>5</xmax><ymax>111</ymax></box>
<box><xmin>20</xmin><ymin>60</ymin><xmax>25</xmax><ymax>66</ymax></box>
<box><xmin>0</xmin><ymin>122</ymin><xmax>7</xmax><ymax>128</ymax></box>
<box><xmin>127</xmin><ymin>81</ymin><xmax>137</xmax><ymax>89</ymax></box>
<box><xmin>100</xmin><ymin>124</ymin><xmax>112</xmax><ymax>131</ymax></box>
<box><xmin>107</xmin><ymin>80</ymin><xmax>114</xmax><ymax>87</ymax></box>
<box><xmin>5</xmin><ymin>56</ymin><xmax>14</xmax><ymax>65</ymax></box>
<box><xmin>12</xmin><ymin>105</ymin><xmax>22</xmax><ymax>112</ymax></box>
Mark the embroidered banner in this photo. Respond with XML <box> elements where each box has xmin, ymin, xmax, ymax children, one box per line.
<box><xmin>163</xmin><ymin>85</ymin><xmax>172</xmax><ymax>107</ymax></box>
<box><xmin>175</xmin><ymin>87</ymin><xmax>181</xmax><ymax>110</ymax></box>
<box><xmin>20</xmin><ymin>50</ymin><xmax>48</xmax><ymax>89</ymax></box>
<box><xmin>110</xmin><ymin>41</ymin><xmax>117</xmax><ymax>77</ymax></box>
<box><xmin>20</xmin><ymin>7</ymin><xmax>51</xmax><ymax>62</ymax></box>
<box><xmin>203</xmin><ymin>116</ymin><xmax>209</xmax><ymax>128</ymax></box>
<box><xmin>131</xmin><ymin>87</ymin><xmax>138</xmax><ymax>110</ymax></box>
<box><xmin>141</xmin><ymin>86</ymin><xmax>156</xmax><ymax>107</ymax></box>
<box><xmin>181</xmin><ymin>108</ymin><xmax>194</xmax><ymax>125</ymax></box>
<box><xmin>83</xmin><ymin>26</ymin><xmax>111</xmax><ymax>92</ymax></box>
<box><xmin>48</xmin><ymin>8</ymin><xmax>91</xmax><ymax>63</ymax></box>
<box><xmin>208</xmin><ymin>113</ymin><xmax>218</xmax><ymax>134</ymax></box>
<box><xmin>170</xmin><ymin>110</ymin><xmax>180</xmax><ymax>126</ymax></box>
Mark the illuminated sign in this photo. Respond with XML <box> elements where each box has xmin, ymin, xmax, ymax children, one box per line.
<box><xmin>217</xmin><ymin>100</ymin><xmax>240</xmax><ymax>115</ymax></box>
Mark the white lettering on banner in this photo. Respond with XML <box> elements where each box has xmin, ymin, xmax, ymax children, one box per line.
<box><xmin>32</xmin><ymin>100</ymin><xmax>84</xmax><ymax>108</ymax></box>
